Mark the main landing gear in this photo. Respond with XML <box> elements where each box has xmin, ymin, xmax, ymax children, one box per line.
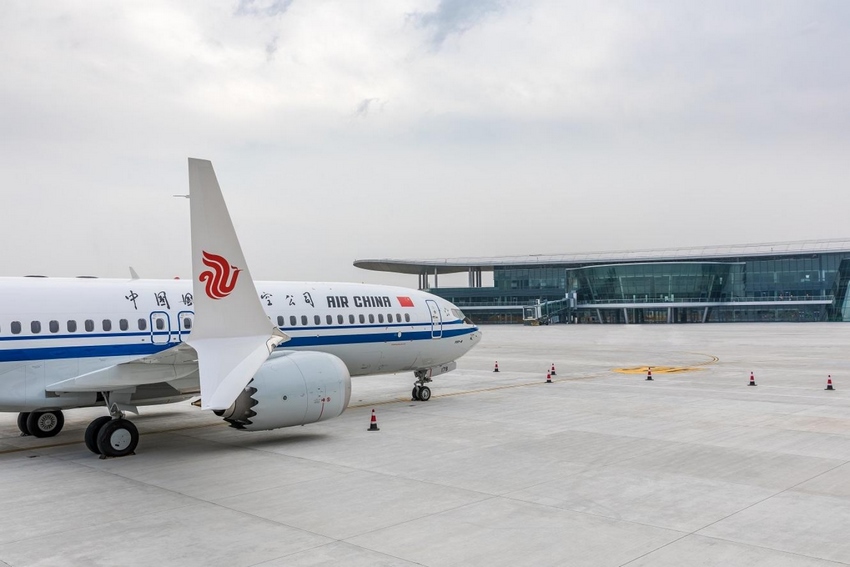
<box><xmin>411</xmin><ymin>370</ymin><xmax>433</xmax><ymax>402</ymax></box>
<box><xmin>84</xmin><ymin>395</ymin><xmax>140</xmax><ymax>458</ymax></box>
<box><xmin>16</xmin><ymin>410</ymin><xmax>65</xmax><ymax>438</ymax></box>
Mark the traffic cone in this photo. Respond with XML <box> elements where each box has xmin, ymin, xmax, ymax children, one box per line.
<box><xmin>646</xmin><ymin>367</ymin><xmax>653</xmax><ymax>381</ymax></box>
<box><xmin>550</xmin><ymin>363</ymin><xmax>557</xmax><ymax>376</ymax></box>
<box><xmin>748</xmin><ymin>372</ymin><xmax>757</xmax><ymax>387</ymax></box>
<box><xmin>826</xmin><ymin>375</ymin><xmax>835</xmax><ymax>391</ymax></box>
<box><xmin>368</xmin><ymin>409</ymin><xmax>380</xmax><ymax>431</ymax></box>
<box><xmin>493</xmin><ymin>361</ymin><xmax>500</xmax><ymax>373</ymax></box>
<box><xmin>546</xmin><ymin>372</ymin><xmax>552</xmax><ymax>384</ymax></box>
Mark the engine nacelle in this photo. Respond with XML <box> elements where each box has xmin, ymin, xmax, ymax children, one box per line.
<box><xmin>217</xmin><ymin>351</ymin><xmax>351</xmax><ymax>431</ymax></box>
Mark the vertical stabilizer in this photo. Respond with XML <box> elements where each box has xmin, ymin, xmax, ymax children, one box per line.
<box><xmin>185</xmin><ymin>158</ymin><xmax>287</xmax><ymax>410</ymax></box>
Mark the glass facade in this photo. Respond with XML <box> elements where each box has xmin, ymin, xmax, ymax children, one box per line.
<box><xmin>567</xmin><ymin>262</ymin><xmax>744</xmax><ymax>303</ymax></box>
<box><xmin>429</xmin><ymin>249</ymin><xmax>850</xmax><ymax>324</ymax></box>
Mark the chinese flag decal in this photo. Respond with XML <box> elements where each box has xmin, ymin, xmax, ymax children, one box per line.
<box><xmin>397</xmin><ymin>296</ymin><xmax>414</xmax><ymax>307</ymax></box>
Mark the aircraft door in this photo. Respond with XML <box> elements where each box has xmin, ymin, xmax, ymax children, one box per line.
<box><xmin>177</xmin><ymin>310</ymin><xmax>194</xmax><ymax>342</ymax></box>
<box><xmin>426</xmin><ymin>299</ymin><xmax>443</xmax><ymax>339</ymax></box>
<box><xmin>149</xmin><ymin>311</ymin><xmax>172</xmax><ymax>345</ymax></box>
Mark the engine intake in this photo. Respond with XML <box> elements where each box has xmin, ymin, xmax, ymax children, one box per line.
<box><xmin>218</xmin><ymin>351</ymin><xmax>351</xmax><ymax>431</ymax></box>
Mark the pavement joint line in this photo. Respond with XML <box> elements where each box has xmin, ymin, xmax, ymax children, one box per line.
<box><xmin>340</xmin><ymin>494</ymin><xmax>501</xmax><ymax>544</ymax></box>
<box><xmin>1</xmin><ymin>367</ymin><xmax>842</xmax><ymax>456</ymax></box>
<box><xmin>687</xmin><ymin>534</ymin><xmax>850</xmax><ymax>567</ymax></box>
<box><xmin>619</xmin><ymin>457</ymin><xmax>850</xmax><ymax>567</ymax></box>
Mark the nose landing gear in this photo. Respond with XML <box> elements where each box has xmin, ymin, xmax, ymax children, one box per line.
<box><xmin>411</xmin><ymin>369</ymin><xmax>433</xmax><ymax>401</ymax></box>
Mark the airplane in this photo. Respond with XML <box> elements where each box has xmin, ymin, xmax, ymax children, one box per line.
<box><xmin>0</xmin><ymin>159</ymin><xmax>481</xmax><ymax>457</ymax></box>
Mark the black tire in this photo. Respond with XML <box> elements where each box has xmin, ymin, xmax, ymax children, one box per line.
<box><xmin>26</xmin><ymin>410</ymin><xmax>64</xmax><ymax>438</ymax></box>
<box><xmin>419</xmin><ymin>386</ymin><xmax>431</xmax><ymax>401</ymax></box>
<box><xmin>96</xmin><ymin>418</ymin><xmax>139</xmax><ymax>457</ymax></box>
<box><xmin>85</xmin><ymin>416</ymin><xmax>113</xmax><ymax>454</ymax></box>
<box><xmin>17</xmin><ymin>412</ymin><xmax>31</xmax><ymax>435</ymax></box>
<box><xmin>412</xmin><ymin>386</ymin><xmax>421</xmax><ymax>401</ymax></box>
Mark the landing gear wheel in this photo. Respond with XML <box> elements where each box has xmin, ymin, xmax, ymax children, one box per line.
<box><xmin>96</xmin><ymin>418</ymin><xmax>139</xmax><ymax>458</ymax></box>
<box><xmin>418</xmin><ymin>386</ymin><xmax>431</xmax><ymax>401</ymax></box>
<box><xmin>412</xmin><ymin>386</ymin><xmax>421</xmax><ymax>401</ymax></box>
<box><xmin>26</xmin><ymin>410</ymin><xmax>64</xmax><ymax>438</ymax></box>
<box><xmin>17</xmin><ymin>412</ymin><xmax>31</xmax><ymax>436</ymax></box>
<box><xmin>85</xmin><ymin>416</ymin><xmax>114</xmax><ymax>454</ymax></box>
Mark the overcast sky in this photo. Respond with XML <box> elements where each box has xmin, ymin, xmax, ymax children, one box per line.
<box><xmin>1</xmin><ymin>0</ymin><xmax>848</xmax><ymax>288</ymax></box>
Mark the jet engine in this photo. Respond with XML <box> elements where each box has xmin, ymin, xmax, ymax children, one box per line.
<box><xmin>216</xmin><ymin>351</ymin><xmax>351</xmax><ymax>431</ymax></box>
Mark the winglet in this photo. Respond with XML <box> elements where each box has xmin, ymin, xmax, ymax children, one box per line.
<box><xmin>184</xmin><ymin>158</ymin><xmax>287</xmax><ymax>410</ymax></box>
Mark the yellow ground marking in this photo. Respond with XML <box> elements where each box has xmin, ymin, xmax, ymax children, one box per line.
<box><xmin>613</xmin><ymin>353</ymin><xmax>719</xmax><ymax>374</ymax></box>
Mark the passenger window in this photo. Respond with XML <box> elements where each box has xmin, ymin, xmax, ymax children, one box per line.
<box><xmin>337</xmin><ymin>314</ymin><xmax>344</xmax><ymax>324</ymax></box>
<box><xmin>290</xmin><ymin>316</ymin><xmax>296</xmax><ymax>326</ymax></box>
<box><xmin>349</xmin><ymin>314</ymin><xmax>355</xmax><ymax>324</ymax></box>
<box><xmin>31</xmin><ymin>321</ymin><xmax>41</xmax><ymax>334</ymax></box>
<box><xmin>277</xmin><ymin>316</ymin><xmax>284</xmax><ymax>326</ymax></box>
<box><xmin>102</xmin><ymin>319</ymin><xmax>112</xmax><ymax>332</ymax></box>
<box><xmin>387</xmin><ymin>313</ymin><xmax>393</xmax><ymax>322</ymax></box>
<box><xmin>49</xmin><ymin>320</ymin><xmax>59</xmax><ymax>333</ymax></box>
<box><xmin>11</xmin><ymin>321</ymin><xmax>21</xmax><ymax>334</ymax></box>
<box><xmin>326</xmin><ymin>315</ymin><xmax>333</xmax><ymax>325</ymax></box>
<box><xmin>183</xmin><ymin>317</ymin><xmax>192</xmax><ymax>329</ymax></box>
<box><xmin>67</xmin><ymin>320</ymin><xmax>77</xmax><ymax>333</ymax></box>
<box><xmin>405</xmin><ymin>313</ymin><xmax>410</xmax><ymax>323</ymax></box>
<box><xmin>119</xmin><ymin>319</ymin><xmax>128</xmax><ymax>331</ymax></box>
<box><xmin>138</xmin><ymin>318</ymin><xmax>147</xmax><ymax>331</ymax></box>
<box><xmin>301</xmin><ymin>315</ymin><xmax>308</xmax><ymax>326</ymax></box>
<box><xmin>359</xmin><ymin>314</ymin><xmax>365</xmax><ymax>324</ymax></box>
<box><xmin>314</xmin><ymin>315</ymin><xmax>321</xmax><ymax>325</ymax></box>
<box><xmin>369</xmin><ymin>314</ymin><xmax>375</xmax><ymax>324</ymax></box>
<box><xmin>155</xmin><ymin>318</ymin><xmax>165</xmax><ymax>330</ymax></box>
<box><xmin>378</xmin><ymin>314</ymin><xmax>384</xmax><ymax>323</ymax></box>
<box><xmin>396</xmin><ymin>314</ymin><xmax>402</xmax><ymax>323</ymax></box>
<box><xmin>85</xmin><ymin>320</ymin><xmax>94</xmax><ymax>332</ymax></box>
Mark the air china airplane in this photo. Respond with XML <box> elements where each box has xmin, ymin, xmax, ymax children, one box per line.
<box><xmin>0</xmin><ymin>159</ymin><xmax>481</xmax><ymax>458</ymax></box>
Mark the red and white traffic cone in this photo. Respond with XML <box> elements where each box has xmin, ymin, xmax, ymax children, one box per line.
<box><xmin>546</xmin><ymin>372</ymin><xmax>552</xmax><ymax>384</ymax></box>
<box><xmin>493</xmin><ymin>361</ymin><xmax>500</xmax><ymax>373</ymax></box>
<box><xmin>368</xmin><ymin>409</ymin><xmax>380</xmax><ymax>431</ymax></box>
<box><xmin>826</xmin><ymin>375</ymin><xmax>835</xmax><ymax>391</ymax></box>
<box><xmin>748</xmin><ymin>372</ymin><xmax>757</xmax><ymax>387</ymax></box>
<box><xmin>646</xmin><ymin>367</ymin><xmax>653</xmax><ymax>381</ymax></box>
<box><xmin>550</xmin><ymin>363</ymin><xmax>557</xmax><ymax>376</ymax></box>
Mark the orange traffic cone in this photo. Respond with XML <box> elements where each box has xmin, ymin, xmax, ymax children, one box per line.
<box><xmin>546</xmin><ymin>372</ymin><xmax>552</xmax><ymax>384</ymax></box>
<box><xmin>368</xmin><ymin>409</ymin><xmax>380</xmax><ymax>431</ymax></box>
<box><xmin>826</xmin><ymin>375</ymin><xmax>835</xmax><ymax>391</ymax></box>
<box><xmin>550</xmin><ymin>363</ymin><xmax>557</xmax><ymax>376</ymax></box>
<box><xmin>748</xmin><ymin>372</ymin><xmax>757</xmax><ymax>387</ymax></box>
<box><xmin>493</xmin><ymin>361</ymin><xmax>500</xmax><ymax>373</ymax></box>
<box><xmin>646</xmin><ymin>367</ymin><xmax>653</xmax><ymax>381</ymax></box>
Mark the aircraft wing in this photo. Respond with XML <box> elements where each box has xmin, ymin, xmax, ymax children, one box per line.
<box><xmin>46</xmin><ymin>343</ymin><xmax>199</xmax><ymax>393</ymax></box>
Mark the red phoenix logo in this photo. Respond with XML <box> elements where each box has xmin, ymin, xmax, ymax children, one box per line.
<box><xmin>199</xmin><ymin>251</ymin><xmax>241</xmax><ymax>300</ymax></box>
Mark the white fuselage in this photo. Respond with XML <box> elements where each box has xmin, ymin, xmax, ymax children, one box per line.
<box><xmin>0</xmin><ymin>277</ymin><xmax>481</xmax><ymax>412</ymax></box>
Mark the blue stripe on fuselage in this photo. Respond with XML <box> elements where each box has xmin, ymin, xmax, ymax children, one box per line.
<box><xmin>0</xmin><ymin>326</ymin><xmax>476</xmax><ymax>363</ymax></box>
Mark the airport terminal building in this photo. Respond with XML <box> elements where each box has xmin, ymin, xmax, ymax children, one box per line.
<box><xmin>355</xmin><ymin>239</ymin><xmax>850</xmax><ymax>324</ymax></box>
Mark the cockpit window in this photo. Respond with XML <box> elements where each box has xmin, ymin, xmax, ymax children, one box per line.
<box><xmin>451</xmin><ymin>307</ymin><xmax>473</xmax><ymax>325</ymax></box>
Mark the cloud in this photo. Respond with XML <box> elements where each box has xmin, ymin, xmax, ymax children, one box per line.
<box><xmin>235</xmin><ymin>0</ymin><xmax>293</xmax><ymax>18</ymax></box>
<box><xmin>265</xmin><ymin>33</ymin><xmax>279</xmax><ymax>61</ymax></box>
<box><xmin>353</xmin><ymin>98</ymin><xmax>385</xmax><ymax>118</ymax></box>
<box><xmin>409</xmin><ymin>0</ymin><xmax>504</xmax><ymax>48</ymax></box>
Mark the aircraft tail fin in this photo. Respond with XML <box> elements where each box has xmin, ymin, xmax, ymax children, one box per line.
<box><xmin>184</xmin><ymin>158</ymin><xmax>287</xmax><ymax>410</ymax></box>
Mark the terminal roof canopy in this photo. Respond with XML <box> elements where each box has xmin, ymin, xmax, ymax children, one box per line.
<box><xmin>353</xmin><ymin>238</ymin><xmax>850</xmax><ymax>274</ymax></box>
